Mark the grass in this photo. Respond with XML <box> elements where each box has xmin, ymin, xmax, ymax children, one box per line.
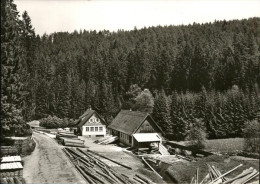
<box><xmin>176</xmin><ymin>138</ymin><xmax>245</xmax><ymax>153</ymax></box>
<box><xmin>167</xmin><ymin>155</ymin><xmax>259</xmax><ymax>183</ymax></box>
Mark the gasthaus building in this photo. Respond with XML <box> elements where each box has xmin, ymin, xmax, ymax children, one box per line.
<box><xmin>107</xmin><ymin>110</ymin><xmax>163</xmax><ymax>148</ymax></box>
<box><xmin>76</xmin><ymin>108</ymin><xmax>106</xmax><ymax>137</ymax></box>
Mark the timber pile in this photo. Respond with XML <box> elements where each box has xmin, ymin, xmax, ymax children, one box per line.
<box><xmin>94</xmin><ymin>135</ymin><xmax>112</xmax><ymax>143</ymax></box>
<box><xmin>96</xmin><ymin>136</ymin><xmax>119</xmax><ymax>145</ymax></box>
<box><xmin>0</xmin><ymin>177</ymin><xmax>23</xmax><ymax>184</ymax></box>
<box><xmin>63</xmin><ymin>147</ymin><xmax>154</xmax><ymax>184</ymax></box>
<box><xmin>190</xmin><ymin>164</ymin><xmax>259</xmax><ymax>184</ymax></box>
<box><xmin>56</xmin><ymin>132</ymin><xmax>78</xmax><ymax>140</ymax></box>
<box><xmin>56</xmin><ymin>132</ymin><xmax>85</xmax><ymax>147</ymax></box>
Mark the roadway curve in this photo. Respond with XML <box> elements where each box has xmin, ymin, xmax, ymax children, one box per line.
<box><xmin>22</xmin><ymin>132</ymin><xmax>85</xmax><ymax>184</ymax></box>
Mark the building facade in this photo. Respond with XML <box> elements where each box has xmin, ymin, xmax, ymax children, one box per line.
<box><xmin>77</xmin><ymin>109</ymin><xmax>106</xmax><ymax>137</ymax></box>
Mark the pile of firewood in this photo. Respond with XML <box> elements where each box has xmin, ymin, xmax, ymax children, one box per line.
<box><xmin>191</xmin><ymin>164</ymin><xmax>259</xmax><ymax>184</ymax></box>
<box><xmin>63</xmin><ymin>147</ymin><xmax>154</xmax><ymax>184</ymax></box>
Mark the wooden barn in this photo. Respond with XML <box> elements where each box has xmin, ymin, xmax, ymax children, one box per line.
<box><xmin>107</xmin><ymin>110</ymin><xmax>163</xmax><ymax>148</ymax></box>
<box><xmin>76</xmin><ymin>109</ymin><xmax>106</xmax><ymax>137</ymax></box>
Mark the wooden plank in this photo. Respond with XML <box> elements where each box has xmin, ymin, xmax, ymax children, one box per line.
<box><xmin>208</xmin><ymin>164</ymin><xmax>243</xmax><ymax>184</ymax></box>
<box><xmin>75</xmin><ymin>165</ymin><xmax>95</xmax><ymax>184</ymax></box>
<box><xmin>223</xmin><ymin>167</ymin><xmax>254</xmax><ymax>184</ymax></box>
<box><xmin>141</xmin><ymin>157</ymin><xmax>162</xmax><ymax>179</ymax></box>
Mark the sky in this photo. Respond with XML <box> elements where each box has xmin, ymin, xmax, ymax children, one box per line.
<box><xmin>14</xmin><ymin>0</ymin><xmax>260</xmax><ymax>36</ymax></box>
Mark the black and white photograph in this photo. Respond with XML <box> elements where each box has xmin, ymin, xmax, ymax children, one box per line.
<box><xmin>1</xmin><ymin>0</ymin><xmax>260</xmax><ymax>183</ymax></box>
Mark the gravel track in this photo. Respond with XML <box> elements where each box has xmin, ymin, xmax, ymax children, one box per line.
<box><xmin>22</xmin><ymin>132</ymin><xmax>86</xmax><ymax>184</ymax></box>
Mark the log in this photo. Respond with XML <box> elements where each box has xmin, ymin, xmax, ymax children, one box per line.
<box><xmin>223</xmin><ymin>167</ymin><xmax>254</xmax><ymax>184</ymax></box>
<box><xmin>64</xmin><ymin>142</ymin><xmax>85</xmax><ymax>147</ymax></box>
<box><xmin>79</xmin><ymin>158</ymin><xmax>92</xmax><ymax>167</ymax></box>
<box><xmin>75</xmin><ymin>165</ymin><xmax>95</xmax><ymax>184</ymax></box>
<box><xmin>190</xmin><ymin>176</ymin><xmax>194</xmax><ymax>184</ymax></box>
<box><xmin>135</xmin><ymin>174</ymin><xmax>152</xmax><ymax>184</ymax></box>
<box><xmin>79</xmin><ymin>165</ymin><xmax>107</xmax><ymax>184</ymax></box>
<box><xmin>199</xmin><ymin>173</ymin><xmax>210</xmax><ymax>184</ymax></box>
<box><xmin>103</xmin><ymin>167</ymin><xmax>123</xmax><ymax>184</ymax></box>
<box><xmin>241</xmin><ymin>171</ymin><xmax>259</xmax><ymax>184</ymax></box>
<box><xmin>196</xmin><ymin>168</ymin><xmax>199</xmax><ymax>184</ymax></box>
<box><xmin>1</xmin><ymin>178</ymin><xmax>8</xmax><ymax>184</ymax></box>
<box><xmin>208</xmin><ymin>164</ymin><xmax>243</xmax><ymax>184</ymax></box>
<box><xmin>62</xmin><ymin>148</ymin><xmax>73</xmax><ymax>158</ymax></box>
<box><xmin>87</xmin><ymin>149</ymin><xmax>132</xmax><ymax>170</ymax></box>
<box><xmin>133</xmin><ymin>177</ymin><xmax>146</xmax><ymax>184</ymax></box>
<box><xmin>233</xmin><ymin>169</ymin><xmax>258</xmax><ymax>184</ymax></box>
<box><xmin>7</xmin><ymin>177</ymin><xmax>15</xmax><ymax>184</ymax></box>
<box><xmin>58</xmin><ymin>132</ymin><xmax>77</xmax><ymax>136</ymax></box>
<box><xmin>121</xmin><ymin>175</ymin><xmax>135</xmax><ymax>184</ymax></box>
<box><xmin>95</xmin><ymin>170</ymin><xmax>117</xmax><ymax>184</ymax></box>
<box><xmin>14</xmin><ymin>177</ymin><xmax>22</xmax><ymax>184</ymax></box>
<box><xmin>63</xmin><ymin>139</ymin><xmax>84</xmax><ymax>144</ymax></box>
<box><xmin>141</xmin><ymin>157</ymin><xmax>163</xmax><ymax>179</ymax></box>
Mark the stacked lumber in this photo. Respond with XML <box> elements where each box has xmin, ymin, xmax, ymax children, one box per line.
<box><xmin>94</xmin><ymin>135</ymin><xmax>112</xmax><ymax>143</ymax></box>
<box><xmin>191</xmin><ymin>164</ymin><xmax>259</xmax><ymax>184</ymax></box>
<box><xmin>96</xmin><ymin>136</ymin><xmax>118</xmax><ymax>145</ymax></box>
<box><xmin>63</xmin><ymin>147</ymin><xmax>154</xmax><ymax>184</ymax></box>
<box><xmin>56</xmin><ymin>132</ymin><xmax>85</xmax><ymax>147</ymax></box>
<box><xmin>56</xmin><ymin>132</ymin><xmax>78</xmax><ymax>140</ymax></box>
<box><xmin>63</xmin><ymin>139</ymin><xmax>85</xmax><ymax>148</ymax></box>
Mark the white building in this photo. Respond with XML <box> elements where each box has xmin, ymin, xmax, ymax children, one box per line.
<box><xmin>76</xmin><ymin>109</ymin><xmax>106</xmax><ymax>137</ymax></box>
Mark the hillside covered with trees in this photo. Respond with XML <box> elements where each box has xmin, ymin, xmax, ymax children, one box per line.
<box><xmin>1</xmin><ymin>0</ymin><xmax>260</xmax><ymax>140</ymax></box>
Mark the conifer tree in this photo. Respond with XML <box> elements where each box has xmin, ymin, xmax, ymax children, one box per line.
<box><xmin>1</xmin><ymin>0</ymin><xmax>30</xmax><ymax>136</ymax></box>
<box><xmin>152</xmin><ymin>90</ymin><xmax>171</xmax><ymax>134</ymax></box>
<box><xmin>170</xmin><ymin>91</ymin><xmax>189</xmax><ymax>140</ymax></box>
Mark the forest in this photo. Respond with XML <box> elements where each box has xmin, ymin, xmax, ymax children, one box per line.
<box><xmin>1</xmin><ymin>0</ymin><xmax>260</xmax><ymax>140</ymax></box>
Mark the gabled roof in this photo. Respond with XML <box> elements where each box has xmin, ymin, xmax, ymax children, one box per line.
<box><xmin>77</xmin><ymin>109</ymin><xmax>105</xmax><ymax>127</ymax></box>
<box><xmin>108</xmin><ymin>110</ymin><xmax>162</xmax><ymax>135</ymax></box>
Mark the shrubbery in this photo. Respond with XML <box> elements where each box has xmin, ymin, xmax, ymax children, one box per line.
<box><xmin>186</xmin><ymin>118</ymin><xmax>207</xmax><ymax>150</ymax></box>
<box><xmin>39</xmin><ymin>115</ymin><xmax>76</xmax><ymax>129</ymax></box>
<box><xmin>243</xmin><ymin>120</ymin><xmax>259</xmax><ymax>153</ymax></box>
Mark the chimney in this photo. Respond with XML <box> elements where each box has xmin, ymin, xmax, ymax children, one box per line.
<box><xmin>130</xmin><ymin>108</ymin><xmax>132</xmax><ymax>111</ymax></box>
<box><xmin>89</xmin><ymin>105</ymin><xmax>92</xmax><ymax>110</ymax></box>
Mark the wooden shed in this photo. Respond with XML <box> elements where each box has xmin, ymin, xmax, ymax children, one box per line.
<box><xmin>108</xmin><ymin>110</ymin><xmax>163</xmax><ymax>147</ymax></box>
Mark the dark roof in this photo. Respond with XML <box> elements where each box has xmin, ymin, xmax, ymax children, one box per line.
<box><xmin>77</xmin><ymin>109</ymin><xmax>105</xmax><ymax>127</ymax></box>
<box><xmin>108</xmin><ymin>110</ymin><xmax>162</xmax><ymax>135</ymax></box>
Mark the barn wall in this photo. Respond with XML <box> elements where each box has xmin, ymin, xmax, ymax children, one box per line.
<box><xmin>136</xmin><ymin>120</ymin><xmax>156</xmax><ymax>133</ymax></box>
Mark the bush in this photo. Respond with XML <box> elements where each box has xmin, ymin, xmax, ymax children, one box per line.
<box><xmin>186</xmin><ymin>118</ymin><xmax>207</xmax><ymax>150</ymax></box>
<box><xmin>243</xmin><ymin>120</ymin><xmax>259</xmax><ymax>153</ymax></box>
<box><xmin>39</xmin><ymin>116</ymin><xmax>76</xmax><ymax>129</ymax></box>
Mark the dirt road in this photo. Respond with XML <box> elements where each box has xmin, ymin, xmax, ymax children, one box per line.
<box><xmin>22</xmin><ymin>132</ymin><xmax>86</xmax><ymax>184</ymax></box>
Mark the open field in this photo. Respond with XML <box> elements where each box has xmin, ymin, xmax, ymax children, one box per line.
<box><xmin>175</xmin><ymin>138</ymin><xmax>245</xmax><ymax>153</ymax></box>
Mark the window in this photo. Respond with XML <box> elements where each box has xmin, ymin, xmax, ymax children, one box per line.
<box><xmin>99</xmin><ymin>127</ymin><xmax>103</xmax><ymax>132</ymax></box>
<box><xmin>90</xmin><ymin>127</ymin><xmax>94</xmax><ymax>132</ymax></box>
<box><xmin>95</xmin><ymin>127</ymin><xmax>98</xmax><ymax>132</ymax></box>
<box><xmin>86</xmin><ymin>127</ymin><xmax>89</xmax><ymax>132</ymax></box>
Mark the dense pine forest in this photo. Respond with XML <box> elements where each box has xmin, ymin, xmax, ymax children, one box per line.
<box><xmin>1</xmin><ymin>0</ymin><xmax>260</xmax><ymax>140</ymax></box>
